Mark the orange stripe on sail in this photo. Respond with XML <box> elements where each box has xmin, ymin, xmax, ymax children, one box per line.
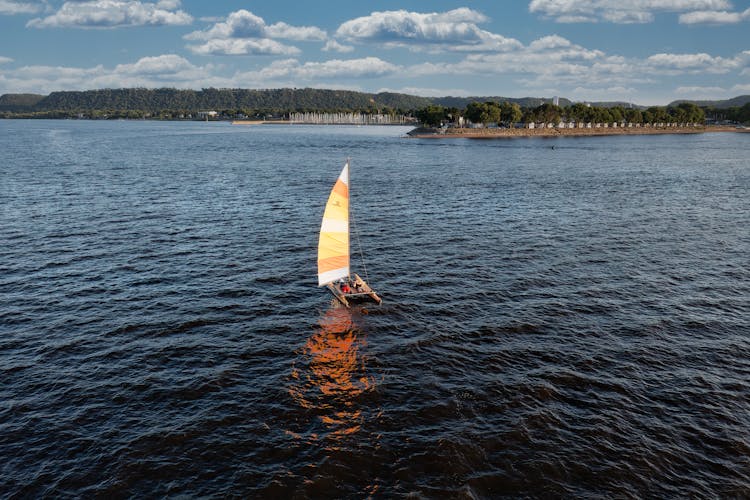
<box><xmin>318</xmin><ymin>255</ymin><xmax>348</xmax><ymax>273</ymax></box>
<box><xmin>318</xmin><ymin>231</ymin><xmax>348</xmax><ymax>258</ymax></box>
<box><xmin>332</xmin><ymin>180</ymin><xmax>349</xmax><ymax>199</ymax></box>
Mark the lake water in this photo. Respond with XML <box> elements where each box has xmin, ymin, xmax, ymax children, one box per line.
<box><xmin>1</xmin><ymin>120</ymin><xmax>749</xmax><ymax>497</ymax></box>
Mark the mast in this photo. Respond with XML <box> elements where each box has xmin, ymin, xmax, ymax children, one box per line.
<box><xmin>348</xmin><ymin>159</ymin><xmax>370</xmax><ymax>285</ymax></box>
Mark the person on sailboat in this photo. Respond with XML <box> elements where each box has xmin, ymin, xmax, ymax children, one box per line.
<box><xmin>351</xmin><ymin>277</ymin><xmax>363</xmax><ymax>292</ymax></box>
<box><xmin>340</xmin><ymin>281</ymin><xmax>351</xmax><ymax>294</ymax></box>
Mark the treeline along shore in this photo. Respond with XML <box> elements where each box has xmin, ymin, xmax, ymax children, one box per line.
<box><xmin>1</xmin><ymin>88</ymin><xmax>749</xmax><ymax>133</ymax></box>
<box><xmin>410</xmin><ymin>99</ymin><xmax>750</xmax><ymax>137</ymax></box>
<box><xmin>409</xmin><ymin>124</ymin><xmax>747</xmax><ymax>138</ymax></box>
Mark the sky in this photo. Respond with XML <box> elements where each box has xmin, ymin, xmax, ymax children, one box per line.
<box><xmin>0</xmin><ymin>0</ymin><xmax>748</xmax><ymax>105</ymax></box>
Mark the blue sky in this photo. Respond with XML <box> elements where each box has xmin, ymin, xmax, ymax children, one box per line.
<box><xmin>0</xmin><ymin>0</ymin><xmax>748</xmax><ymax>105</ymax></box>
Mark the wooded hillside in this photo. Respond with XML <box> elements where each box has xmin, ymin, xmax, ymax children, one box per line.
<box><xmin>0</xmin><ymin>88</ymin><xmax>432</xmax><ymax>113</ymax></box>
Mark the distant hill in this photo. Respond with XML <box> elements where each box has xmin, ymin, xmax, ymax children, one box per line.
<box><xmin>588</xmin><ymin>101</ymin><xmax>646</xmax><ymax>110</ymax></box>
<box><xmin>432</xmin><ymin>96</ymin><xmax>572</xmax><ymax>108</ymax></box>
<box><xmin>0</xmin><ymin>88</ymin><xmax>432</xmax><ymax>113</ymax></box>
<box><xmin>2</xmin><ymin>87</ymin><xmax>748</xmax><ymax>115</ymax></box>
<box><xmin>371</xmin><ymin>91</ymin><xmax>433</xmax><ymax>110</ymax></box>
<box><xmin>668</xmin><ymin>95</ymin><xmax>750</xmax><ymax>109</ymax></box>
<box><xmin>0</xmin><ymin>93</ymin><xmax>45</xmax><ymax>111</ymax></box>
<box><xmin>0</xmin><ymin>89</ymin><xmax>567</xmax><ymax>114</ymax></box>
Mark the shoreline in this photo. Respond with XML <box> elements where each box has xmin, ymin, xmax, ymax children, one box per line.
<box><xmin>408</xmin><ymin>125</ymin><xmax>748</xmax><ymax>139</ymax></box>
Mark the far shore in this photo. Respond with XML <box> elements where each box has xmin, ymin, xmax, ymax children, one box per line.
<box><xmin>231</xmin><ymin>120</ymin><xmax>266</xmax><ymax>125</ymax></box>
<box><xmin>408</xmin><ymin>125</ymin><xmax>748</xmax><ymax>139</ymax></box>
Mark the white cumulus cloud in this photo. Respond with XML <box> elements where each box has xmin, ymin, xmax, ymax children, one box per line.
<box><xmin>265</xmin><ymin>22</ymin><xmax>326</xmax><ymax>41</ymax></box>
<box><xmin>570</xmin><ymin>85</ymin><xmax>638</xmax><ymax>101</ymax></box>
<box><xmin>675</xmin><ymin>85</ymin><xmax>726</xmax><ymax>94</ymax></box>
<box><xmin>335</xmin><ymin>8</ymin><xmax>521</xmax><ymax>52</ymax></box>
<box><xmin>411</xmin><ymin>34</ymin><xmax>608</xmax><ymax>78</ymax></box>
<box><xmin>529</xmin><ymin>0</ymin><xmax>733</xmax><ymax>23</ymax></box>
<box><xmin>672</xmin><ymin>85</ymin><xmax>738</xmax><ymax>101</ymax></box>
<box><xmin>187</xmin><ymin>38</ymin><xmax>300</xmax><ymax>56</ymax></box>
<box><xmin>646</xmin><ymin>52</ymin><xmax>739</xmax><ymax>73</ymax></box>
<box><xmin>184</xmin><ymin>9</ymin><xmax>325</xmax><ymax>56</ymax></box>
<box><xmin>0</xmin><ymin>54</ymin><xmax>229</xmax><ymax>94</ymax></box>
<box><xmin>679</xmin><ymin>7</ymin><xmax>750</xmax><ymax>24</ymax></box>
<box><xmin>378</xmin><ymin>86</ymin><xmax>472</xmax><ymax>97</ymax></box>
<box><xmin>0</xmin><ymin>56</ymin><xmax>14</xmax><ymax>64</ymax></box>
<box><xmin>27</xmin><ymin>0</ymin><xmax>192</xmax><ymax>29</ymax></box>
<box><xmin>0</xmin><ymin>0</ymin><xmax>41</xmax><ymax>15</ymax></box>
<box><xmin>322</xmin><ymin>40</ymin><xmax>354</xmax><ymax>53</ymax></box>
<box><xmin>184</xmin><ymin>9</ymin><xmax>264</xmax><ymax>41</ymax></box>
<box><xmin>113</xmin><ymin>54</ymin><xmax>195</xmax><ymax>75</ymax></box>
<box><xmin>257</xmin><ymin>56</ymin><xmax>399</xmax><ymax>80</ymax></box>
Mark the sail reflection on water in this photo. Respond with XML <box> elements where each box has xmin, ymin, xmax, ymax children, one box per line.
<box><xmin>288</xmin><ymin>304</ymin><xmax>375</xmax><ymax>443</ymax></box>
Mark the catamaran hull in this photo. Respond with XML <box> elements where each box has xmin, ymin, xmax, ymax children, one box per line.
<box><xmin>326</xmin><ymin>273</ymin><xmax>382</xmax><ymax>308</ymax></box>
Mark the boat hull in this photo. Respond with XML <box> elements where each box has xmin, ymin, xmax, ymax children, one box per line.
<box><xmin>326</xmin><ymin>273</ymin><xmax>382</xmax><ymax>308</ymax></box>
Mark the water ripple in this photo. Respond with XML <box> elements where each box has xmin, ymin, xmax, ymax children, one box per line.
<box><xmin>1</xmin><ymin>121</ymin><xmax>749</xmax><ymax>496</ymax></box>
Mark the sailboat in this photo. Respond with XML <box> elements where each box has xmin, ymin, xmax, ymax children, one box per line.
<box><xmin>317</xmin><ymin>159</ymin><xmax>382</xmax><ymax>308</ymax></box>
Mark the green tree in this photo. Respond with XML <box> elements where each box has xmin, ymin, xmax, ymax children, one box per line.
<box><xmin>464</xmin><ymin>102</ymin><xmax>484</xmax><ymax>124</ymax></box>
<box><xmin>645</xmin><ymin>106</ymin><xmax>669</xmax><ymax>124</ymax></box>
<box><xmin>500</xmin><ymin>102</ymin><xmax>522</xmax><ymax>125</ymax></box>
<box><xmin>591</xmin><ymin>107</ymin><xmax>612</xmax><ymax>124</ymax></box>
<box><xmin>445</xmin><ymin>106</ymin><xmax>461</xmax><ymax>124</ymax></box>
<box><xmin>566</xmin><ymin>103</ymin><xmax>590</xmax><ymax>122</ymax></box>
<box><xmin>464</xmin><ymin>101</ymin><xmax>502</xmax><ymax>125</ymax></box>
<box><xmin>624</xmin><ymin>108</ymin><xmax>643</xmax><ymax>123</ymax></box>
<box><xmin>483</xmin><ymin>101</ymin><xmax>502</xmax><ymax>124</ymax></box>
<box><xmin>610</xmin><ymin>106</ymin><xmax>625</xmax><ymax>123</ymax></box>
<box><xmin>728</xmin><ymin>102</ymin><xmax>750</xmax><ymax>124</ymax></box>
<box><xmin>673</xmin><ymin>102</ymin><xmax>704</xmax><ymax>123</ymax></box>
<box><xmin>533</xmin><ymin>103</ymin><xmax>562</xmax><ymax>123</ymax></box>
<box><xmin>415</xmin><ymin>105</ymin><xmax>447</xmax><ymax>127</ymax></box>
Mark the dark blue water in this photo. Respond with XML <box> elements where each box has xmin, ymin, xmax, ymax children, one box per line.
<box><xmin>2</xmin><ymin>120</ymin><xmax>749</xmax><ymax>497</ymax></box>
